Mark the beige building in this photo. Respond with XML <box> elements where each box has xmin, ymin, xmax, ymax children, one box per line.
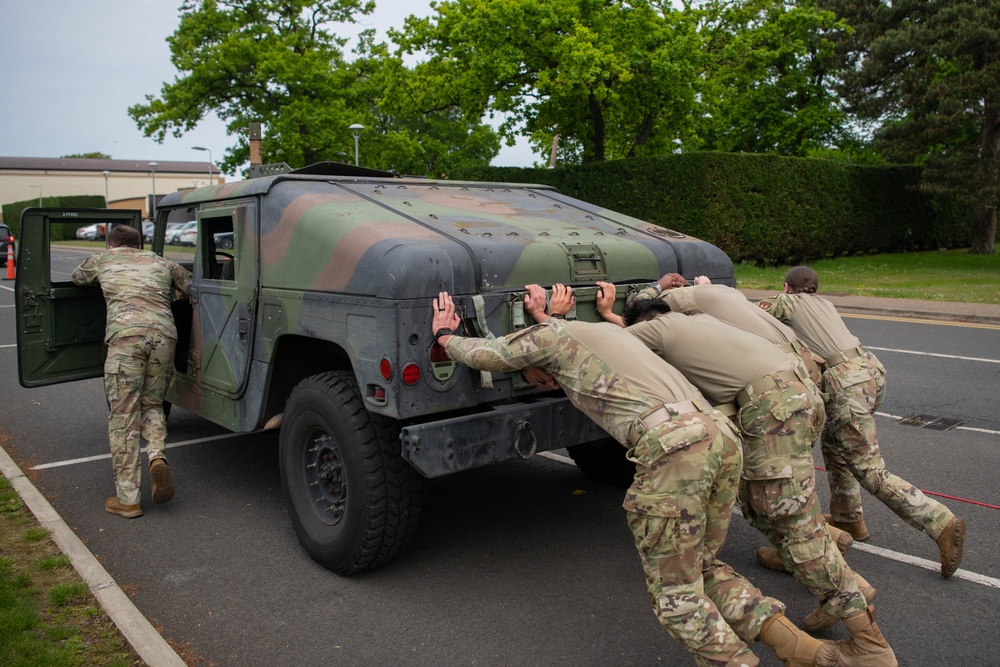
<box><xmin>0</xmin><ymin>156</ymin><xmax>224</xmax><ymax>221</ymax></box>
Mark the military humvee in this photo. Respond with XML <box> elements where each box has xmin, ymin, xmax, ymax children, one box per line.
<box><xmin>16</xmin><ymin>161</ymin><xmax>734</xmax><ymax>574</ymax></box>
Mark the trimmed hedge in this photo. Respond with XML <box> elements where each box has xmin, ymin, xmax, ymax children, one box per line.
<box><xmin>2</xmin><ymin>196</ymin><xmax>107</xmax><ymax>241</ymax></box>
<box><xmin>452</xmin><ymin>154</ymin><xmax>972</xmax><ymax>265</ymax></box>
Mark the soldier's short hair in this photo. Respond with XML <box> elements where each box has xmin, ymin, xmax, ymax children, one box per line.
<box><xmin>108</xmin><ymin>224</ymin><xmax>141</xmax><ymax>249</ymax></box>
<box><xmin>785</xmin><ymin>265</ymin><xmax>819</xmax><ymax>294</ymax></box>
<box><xmin>623</xmin><ymin>297</ymin><xmax>671</xmax><ymax>326</ymax></box>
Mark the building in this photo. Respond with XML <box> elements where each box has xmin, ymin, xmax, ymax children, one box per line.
<box><xmin>0</xmin><ymin>156</ymin><xmax>224</xmax><ymax>221</ymax></box>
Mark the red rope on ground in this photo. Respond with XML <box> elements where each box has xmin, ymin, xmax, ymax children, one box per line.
<box><xmin>814</xmin><ymin>466</ymin><xmax>1000</xmax><ymax>511</ymax></box>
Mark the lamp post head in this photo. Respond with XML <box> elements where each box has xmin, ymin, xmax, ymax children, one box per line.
<box><xmin>348</xmin><ymin>123</ymin><xmax>365</xmax><ymax>138</ymax></box>
<box><xmin>102</xmin><ymin>170</ymin><xmax>110</xmax><ymax>177</ymax></box>
<box><xmin>148</xmin><ymin>161</ymin><xmax>158</xmax><ymax>170</ymax></box>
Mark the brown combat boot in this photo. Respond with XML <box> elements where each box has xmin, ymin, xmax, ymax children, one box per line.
<box><xmin>827</xmin><ymin>605</ymin><xmax>898</xmax><ymax>667</ymax></box>
<box><xmin>803</xmin><ymin>572</ymin><xmax>878</xmax><ymax>632</ymax></box>
<box><xmin>824</xmin><ymin>513</ymin><xmax>870</xmax><ymax>541</ymax></box>
<box><xmin>149</xmin><ymin>458</ymin><xmax>175</xmax><ymax>504</ymax></box>
<box><xmin>105</xmin><ymin>497</ymin><xmax>143</xmax><ymax>519</ymax></box>
<box><xmin>826</xmin><ymin>524</ymin><xmax>854</xmax><ymax>554</ymax></box>
<box><xmin>936</xmin><ymin>516</ymin><xmax>966</xmax><ymax>578</ymax></box>
<box><xmin>758</xmin><ymin>612</ymin><xmax>836</xmax><ymax>666</ymax></box>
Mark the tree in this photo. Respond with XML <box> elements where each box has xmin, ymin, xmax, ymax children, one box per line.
<box><xmin>61</xmin><ymin>152</ymin><xmax>112</xmax><ymax>159</ymax></box>
<box><xmin>689</xmin><ymin>0</ymin><xmax>856</xmax><ymax>158</ymax></box>
<box><xmin>395</xmin><ymin>0</ymin><xmax>706</xmax><ymax>165</ymax></box>
<box><xmin>130</xmin><ymin>0</ymin><xmax>498</xmax><ymax>176</ymax></box>
<box><xmin>826</xmin><ymin>0</ymin><xmax>999</xmax><ymax>254</ymax></box>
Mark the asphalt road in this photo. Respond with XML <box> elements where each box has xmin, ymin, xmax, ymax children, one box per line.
<box><xmin>2</xmin><ymin>261</ymin><xmax>998</xmax><ymax>667</ymax></box>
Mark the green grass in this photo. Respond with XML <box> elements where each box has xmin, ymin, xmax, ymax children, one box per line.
<box><xmin>735</xmin><ymin>249</ymin><xmax>1000</xmax><ymax>304</ymax></box>
<box><xmin>0</xmin><ymin>475</ymin><xmax>145</xmax><ymax>667</ymax></box>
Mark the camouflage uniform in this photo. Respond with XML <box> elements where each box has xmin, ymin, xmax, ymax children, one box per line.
<box><xmin>627</xmin><ymin>312</ymin><xmax>866</xmax><ymax>622</ymax></box>
<box><xmin>759</xmin><ymin>293</ymin><xmax>955</xmax><ymax>540</ymax></box>
<box><xmin>72</xmin><ymin>247</ymin><xmax>192</xmax><ymax>506</ymax></box>
<box><xmin>445</xmin><ymin>320</ymin><xmax>783</xmax><ymax>666</ymax></box>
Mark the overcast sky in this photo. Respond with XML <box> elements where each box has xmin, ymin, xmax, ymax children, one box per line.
<box><xmin>0</xmin><ymin>0</ymin><xmax>535</xmax><ymax>178</ymax></box>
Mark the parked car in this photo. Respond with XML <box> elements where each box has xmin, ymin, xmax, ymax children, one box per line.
<box><xmin>178</xmin><ymin>228</ymin><xmax>199</xmax><ymax>246</ymax></box>
<box><xmin>142</xmin><ymin>221</ymin><xmax>155</xmax><ymax>243</ymax></box>
<box><xmin>75</xmin><ymin>223</ymin><xmax>106</xmax><ymax>241</ymax></box>
<box><xmin>214</xmin><ymin>231</ymin><xmax>234</xmax><ymax>249</ymax></box>
<box><xmin>0</xmin><ymin>224</ymin><xmax>15</xmax><ymax>266</ymax></box>
<box><xmin>166</xmin><ymin>221</ymin><xmax>197</xmax><ymax>245</ymax></box>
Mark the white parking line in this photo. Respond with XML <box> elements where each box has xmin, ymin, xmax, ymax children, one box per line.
<box><xmin>851</xmin><ymin>542</ymin><xmax>1000</xmax><ymax>590</ymax></box>
<box><xmin>30</xmin><ymin>431</ymin><xmax>256</xmax><ymax>470</ymax></box>
<box><xmin>1</xmin><ymin>344</ymin><xmax>16</xmax><ymax>349</ymax></box>
<box><xmin>0</xmin><ymin>284</ymin><xmax>14</xmax><ymax>292</ymax></box>
<box><xmin>867</xmin><ymin>345</ymin><xmax>1000</xmax><ymax>365</ymax></box>
<box><xmin>876</xmin><ymin>411</ymin><xmax>1000</xmax><ymax>437</ymax></box>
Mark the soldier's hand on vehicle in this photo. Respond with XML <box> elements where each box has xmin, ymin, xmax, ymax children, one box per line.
<box><xmin>659</xmin><ymin>272</ymin><xmax>689</xmax><ymax>289</ymax></box>
<box><xmin>433</xmin><ymin>292</ymin><xmax>461</xmax><ymax>335</ymax></box>
<box><xmin>523</xmin><ymin>284</ymin><xmax>549</xmax><ymax>323</ymax></box>
<box><xmin>595</xmin><ymin>281</ymin><xmax>616</xmax><ymax>315</ymax></box>
<box><xmin>522</xmin><ymin>366</ymin><xmax>560</xmax><ymax>390</ymax></box>
<box><xmin>694</xmin><ymin>275</ymin><xmax>711</xmax><ymax>285</ymax></box>
<box><xmin>549</xmin><ymin>283</ymin><xmax>574</xmax><ymax>316</ymax></box>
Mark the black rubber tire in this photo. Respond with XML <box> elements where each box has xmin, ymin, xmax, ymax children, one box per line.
<box><xmin>566</xmin><ymin>438</ymin><xmax>636</xmax><ymax>488</ymax></box>
<box><xmin>218</xmin><ymin>236</ymin><xmax>234</xmax><ymax>249</ymax></box>
<box><xmin>279</xmin><ymin>371</ymin><xmax>422</xmax><ymax>575</ymax></box>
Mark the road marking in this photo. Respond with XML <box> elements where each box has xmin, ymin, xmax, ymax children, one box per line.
<box><xmin>30</xmin><ymin>431</ymin><xmax>256</xmax><ymax>470</ymax></box>
<box><xmin>539</xmin><ymin>451</ymin><xmax>575</xmax><ymax>466</ymax></box>
<box><xmin>0</xmin><ymin>284</ymin><xmax>14</xmax><ymax>293</ymax></box>
<box><xmin>867</xmin><ymin>345</ymin><xmax>1000</xmax><ymax>365</ymax></box>
<box><xmin>877</xmin><ymin>411</ymin><xmax>1000</xmax><ymax>437</ymax></box>
<box><xmin>843</xmin><ymin>313</ymin><xmax>1000</xmax><ymax>330</ymax></box>
<box><xmin>1</xmin><ymin>344</ymin><xmax>16</xmax><ymax>349</ymax></box>
<box><xmin>0</xmin><ymin>304</ymin><xmax>14</xmax><ymax>307</ymax></box>
<box><xmin>850</xmin><ymin>542</ymin><xmax>1000</xmax><ymax>590</ymax></box>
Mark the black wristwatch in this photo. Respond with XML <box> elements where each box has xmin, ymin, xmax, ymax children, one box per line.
<box><xmin>434</xmin><ymin>328</ymin><xmax>454</xmax><ymax>344</ymax></box>
<box><xmin>548</xmin><ymin>313</ymin><xmax>565</xmax><ymax>319</ymax></box>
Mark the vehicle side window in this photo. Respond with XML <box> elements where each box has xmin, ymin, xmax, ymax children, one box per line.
<box><xmin>200</xmin><ymin>214</ymin><xmax>236</xmax><ymax>281</ymax></box>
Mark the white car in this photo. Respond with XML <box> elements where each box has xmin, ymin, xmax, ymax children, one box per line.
<box><xmin>178</xmin><ymin>228</ymin><xmax>199</xmax><ymax>246</ymax></box>
<box><xmin>166</xmin><ymin>221</ymin><xmax>197</xmax><ymax>245</ymax></box>
<box><xmin>75</xmin><ymin>223</ymin><xmax>106</xmax><ymax>241</ymax></box>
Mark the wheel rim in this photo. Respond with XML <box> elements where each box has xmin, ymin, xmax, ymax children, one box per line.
<box><xmin>302</xmin><ymin>427</ymin><xmax>347</xmax><ymax>527</ymax></box>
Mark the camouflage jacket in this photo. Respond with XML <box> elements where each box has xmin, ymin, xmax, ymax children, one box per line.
<box><xmin>443</xmin><ymin>319</ymin><xmax>701</xmax><ymax>445</ymax></box>
<box><xmin>71</xmin><ymin>247</ymin><xmax>192</xmax><ymax>342</ymax></box>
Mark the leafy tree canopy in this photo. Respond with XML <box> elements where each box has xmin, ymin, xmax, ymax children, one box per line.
<box><xmin>61</xmin><ymin>152</ymin><xmax>112</xmax><ymax>159</ymax></box>
<box><xmin>130</xmin><ymin>0</ymin><xmax>498</xmax><ymax>176</ymax></box>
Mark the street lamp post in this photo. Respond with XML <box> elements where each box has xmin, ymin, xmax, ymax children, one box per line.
<box><xmin>102</xmin><ymin>170</ymin><xmax>110</xmax><ymax>206</ymax></box>
<box><xmin>192</xmin><ymin>146</ymin><xmax>213</xmax><ymax>185</ymax></box>
<box><xmin>29</xmin><ymin>185</ymin><xmax>42</xmax><ymax>207</ymax></box>
<box><xmin>148</xmin><ymin>162</ymin><xmax>158</xmax><ymax>220</ymax></box>
<box><xmin>348</xmin><ymin>124</ymin><xmax>365</xmax><ymax>166</ymax></box>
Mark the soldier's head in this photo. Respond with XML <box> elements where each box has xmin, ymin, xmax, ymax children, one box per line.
<box><xmin>108</xmin><ymin>225</ymin><xmax>141</xmax><ymax>249</ymax></box>
<box><xmin>784</xmin><ymin>265</ymin><xmax>818</xmax><ymax>294</ymax></box>
<box><xmin>622</xmin><ymin>298</ymin><xmax>671</xmax><ymax>326</ymax></box>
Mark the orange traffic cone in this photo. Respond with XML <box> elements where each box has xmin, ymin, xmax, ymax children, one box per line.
<box><xmin>5</xmin><ymin>244</ymin><xmax>14</xmax><ymax>280</ymax></box>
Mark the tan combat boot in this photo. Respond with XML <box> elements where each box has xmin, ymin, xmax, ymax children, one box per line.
<box><xmin>824</xmin><ymin>513</ymin><xmax>870</xmax><ymax>541</ymax></box>
<box><xmin>830</xmin><ymin>605</ymin><xmax>898</xmax><ymax>667</ymax></box>
<box><xmin>936</xmin><ymin>516</ymin><xmax>966</xmax><ymax>578</ymax></box>
<box><xmin>758</xmin><ymin>612</ymin><xmax>836</xmax><ymax>666</ymax></box>
<box><xmin>149</xmin><ymin>458</ymin><xmax>175</xmax><ymax>504</ymax></box>
<box><xmin>826</xmin><ymin>524</ymin><xmax>854</xmax><ymax>554</ymax></box>
<box><xmin>803</xmin><ymin>572</ymin><xmax>878</xmax><ymax>632</ymax></box>
<box><xmin>105</xmin><ymin>497</ymin><xmax>143</xmax><ymax>519</ymax></box>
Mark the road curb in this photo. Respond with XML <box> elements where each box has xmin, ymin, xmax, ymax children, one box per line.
<box><xmin>0</xmin><ymin>445</ymin><xmax>187</xmax><ymax>667</ymax></box>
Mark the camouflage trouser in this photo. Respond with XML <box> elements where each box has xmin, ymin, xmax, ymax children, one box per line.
<box><xmin>105</xmin><ymin>329</ymin><xmax>176</xmax><ymax>505</ymax></box>
<box><xmin>737</xmin><ymin>374</ymin><xmax>865</xmax><ymax>619</ymax></box>
<box><xmin>625</xmin><ymin>407</ymin><xmax>783</xmax><ymax>667</ymax></box>
<box><xmin>821</xmin><ymin>352</ymin><xmax>954</xmax><ymax>539</ymax></box>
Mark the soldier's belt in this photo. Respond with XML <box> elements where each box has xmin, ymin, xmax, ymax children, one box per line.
<box><xmin>735</xmin><ymin>369</ymin><xmax>803</xmax><ymax>407</ymax></box>
<box><xmin>713</xmin><ymin>401</ymin><xmax>739</xmax><ymax>425</ymax></box>
<box><xmin>628</xmin><ymin>398</ymin><xmax>711</xmax><ymax>446</ymax></box>
<box><xmin>824</xmin><ymin>345</ymin><xmax>864</xmax><ymax>369</ymax></box>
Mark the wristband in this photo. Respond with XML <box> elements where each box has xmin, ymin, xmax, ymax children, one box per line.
<box><xmin>648</xmin><ymin>281</ymin><xmax>663</xmax><ymax>295</ymax></box>
<box><xmin>434</xmin><ymin>328</ymin><xmax>454</xmax><ymax>344</ymax></box>
<box><xmin>548</xmin><ymin>313</ymin><xmax>565</xmax><ymax>319</ymax></box>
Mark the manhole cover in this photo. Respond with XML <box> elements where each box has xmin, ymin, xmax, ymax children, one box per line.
<box><xmin>898</xmin><ymin>414</ymin><xmax>964</xmax><ymax>431</ymax></box>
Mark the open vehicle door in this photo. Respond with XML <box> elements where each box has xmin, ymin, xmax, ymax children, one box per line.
<box><xmin>15</xmin><ymin>208</ymin><xmax>143</xmax><ymax>388</ymax></box>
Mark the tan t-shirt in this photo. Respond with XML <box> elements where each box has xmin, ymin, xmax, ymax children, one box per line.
<box><xmin>628</xmin><ymin>312</ymin><xmax>794</xmax><ymax>404</ymax></box>
<box><xmin>758</xmin><ymin>293</ymin><xmax>859</xmax><ymax>359</ymax></box>
<box><xmin>664</xmin><ymin>285</ymin><xmax>798</xmax><ymax>345</ymax></box>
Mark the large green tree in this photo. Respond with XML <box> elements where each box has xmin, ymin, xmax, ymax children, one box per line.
<box><xmin>826</xmin><ymin>0</ymin><xmax>999</xmax><ymax>254</ymax></box>
<box><xmin>130</xmin><ymin>0</ymin><xmax>498</xmax><ymax>176</ymax></box>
